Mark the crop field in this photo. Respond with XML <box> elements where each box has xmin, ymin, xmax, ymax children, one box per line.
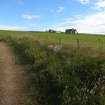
<box><xmin>1</xmin><ymin>30</ymin><xmax>105</xmax><ymax>105</ymax></box>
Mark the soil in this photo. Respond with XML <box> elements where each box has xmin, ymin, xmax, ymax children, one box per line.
<box><xmin>0</xmin><ymin>42</ymin><xmax>27</xmax><ymax>105</ymax></box>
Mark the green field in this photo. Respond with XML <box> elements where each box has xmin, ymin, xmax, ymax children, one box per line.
<box><xmin>0</xmin><ymin>30</ymin><xmax>105</xmax><ymax>48</ymax></box>
<box><xmin>1</xmin><ymin>30</ymin><xmax>105</xmax><ymax>105</ymax></box>
<box><xmin>0</xmin><ymin>30</ymin><xmax>105</xmax><ymax>43</ymax></box>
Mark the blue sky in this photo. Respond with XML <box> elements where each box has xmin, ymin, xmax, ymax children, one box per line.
<box><xmin>1</xmin><ymin>0</ymin><xmax>105</xmax><ymax>33</ymax></box>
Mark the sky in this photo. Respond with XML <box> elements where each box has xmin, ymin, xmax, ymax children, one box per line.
<box><xmin>1</xmin><ymin>0</ymin><xmax>105</xmax><ymax>34</ymax></box>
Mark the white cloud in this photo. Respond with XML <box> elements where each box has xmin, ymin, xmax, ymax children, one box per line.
<box><xmin>78</xmin><ymin>0</ymin><xmax>90</xmax><ymax>4</ymax></box>
<box><xmin>0</xmin><ymin>25</ymin><xmax>28</xmax><ymax>31</ymax></box>
<box><xmin>95</xmin><ymin>0</ymin><xmax>105</xmax><ymax>9</ymax></box>
<box><xmin>22</xmin><ymin>14</ymin><xmax>40</xmax><ymax>20</ymax></box>
<box><xmin>57</xmin><ymin>7</ymin><xmax>64</xmax><ymax>13</ymax></box>
<box><xmin>78</xmin><ymin>0</ymin><xmax>105</xmax><ymax>10</ymax></box>
<box><xmin>51</xmin><ymin>11</ymin><xmax>105</xmax><ymax>34</ymax></box>
<box><xmin>74</xmin><ymin>12</ymin><xmax>105</xmax><ymax>33</ymax></box>
<box><xmin>0</xmin><ymin>24</ymin><xmax>47</xmax><ymax>31</ymax></box>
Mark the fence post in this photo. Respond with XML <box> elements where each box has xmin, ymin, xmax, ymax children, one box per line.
<box><xmin>58</xmin><ymin>38</ymin><xmax>62</xmax><ymax>45</ymax></box>
<box><xmin>76</xmin><ymin>39</ymin><xmax>80</xmax><ymax>72</ymax></box>
<box><xmin>97</xmin><ymin>39</ymin><xmax>103</xmax><ymax>55</ymax></box>
<box><xmin>77</xmin><ymin>39</ymin><xmax>80</xmax><ymax>55</ymax></box>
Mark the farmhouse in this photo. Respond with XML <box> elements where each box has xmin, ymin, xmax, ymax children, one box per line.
<box><xmin>48</xmin><ymin>29</ymin><xmax>56</xmax><ymax>33</ymax></box>
<box><xmin>65</xmin><ymin>28</ymin><xmax>77</xmax><ymax>34</ymax></box>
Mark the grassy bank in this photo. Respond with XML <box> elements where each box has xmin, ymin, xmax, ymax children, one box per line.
<box><xmin>0</xmin><ymin>30</ymin><xmax>105</xmax><ymax>105</ymax></box>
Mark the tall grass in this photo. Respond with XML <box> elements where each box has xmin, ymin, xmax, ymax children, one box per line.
<box><xmin>0</xmin><ymin>30</ymin><xmax>105</xmax><ymax>105</ymax></box>
<box><xmin>8</xmin><ymin>38</ymin><xmax>105</xmax><ymax>105</ymax></box>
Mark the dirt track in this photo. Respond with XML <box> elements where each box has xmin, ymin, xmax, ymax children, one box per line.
<box><xmin>0</xmin><ymin>42</ymin><xmax>26</xmax><ymax>105</ymax></box>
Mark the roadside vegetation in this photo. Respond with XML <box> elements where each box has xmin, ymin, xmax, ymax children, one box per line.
<box><xmin>0</xmin><ymin>30</ymin><xmax>105</xmax><ymax>105</ymax></box>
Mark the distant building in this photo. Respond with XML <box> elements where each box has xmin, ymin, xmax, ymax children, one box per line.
<box><xmin>65</xmin><ymin>28</ymin><xmax>77</xmax><ymax>34</ymax></box>
<box><xmin>48</xmin><ymin>29</ymin><xmax>56</xmax><ymax>33</ymax></box>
